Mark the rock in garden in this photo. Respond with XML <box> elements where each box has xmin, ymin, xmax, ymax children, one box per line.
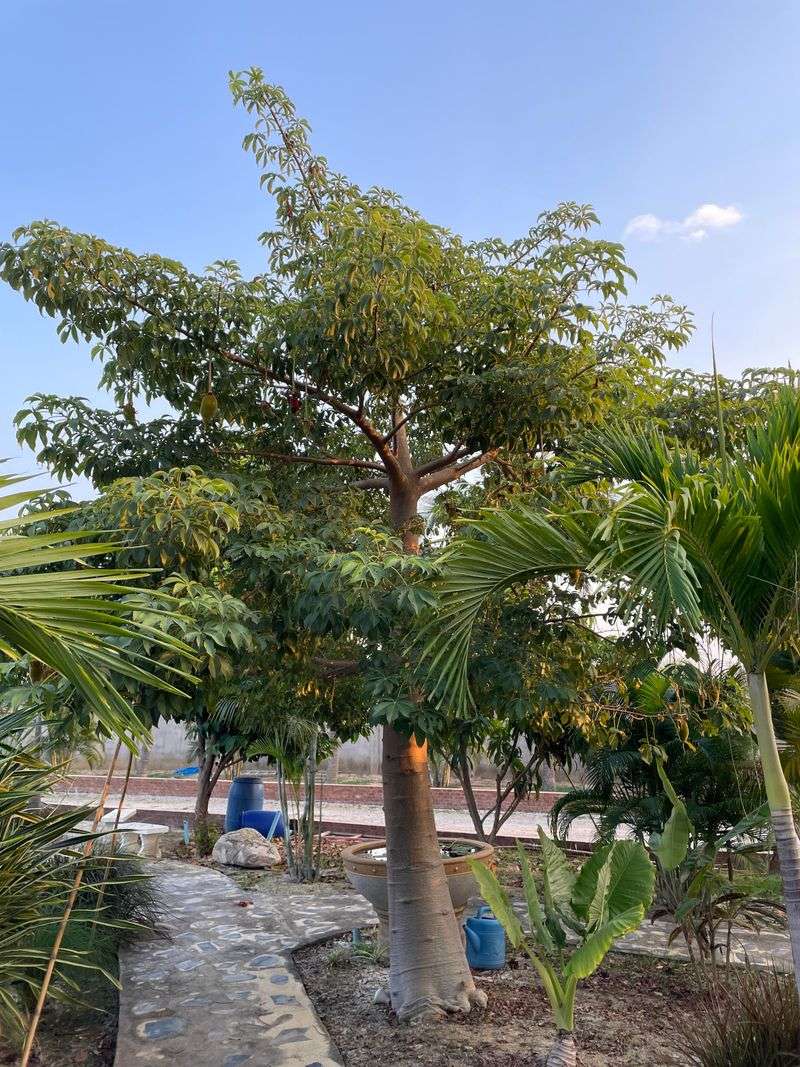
<box><xmin>211</xmin><ymin>828</ymin><xmax>281</xmax><ymax>868</ymax></box>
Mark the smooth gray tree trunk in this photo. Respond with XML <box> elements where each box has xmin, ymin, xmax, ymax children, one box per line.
<box><xmin>383</xmin><ymin>724</ymin><xmax>487</xmax><ymax>1020</ymax></box>
<box><xmin>748</xmin><ymin>672</ymin><xmax>800</xmax><ymax>998</ymax></box>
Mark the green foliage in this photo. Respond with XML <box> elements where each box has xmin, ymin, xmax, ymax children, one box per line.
<box><xmin>550</xmin><ymin>701</ymin><xmax>763</xmax><ymax>851</ymax></box>
<box><xmin>470</xmin><ymin>833</ymin><xmax>653</xmax><ymax>1039</ymax></box>
<box><xmin>0</xmin><ymin>707</ymin><xmax>160</xmax><ymax>1042</ymax></box>
<box><xmin>96</xmin><ymin>467</ymin><xmax>240</xmax><ymax>572</ymax></box>
<box><xmin>653</xmin><ymin>834</ymin><xmax>785</xmax><ymax>966</ymax></box>
<box><xmin>0</xmin><ymin>472</ymin><xmax>193</xmax><ymax>745</ymax></box>
<box><xmin>422</xmin><ymin>391</ymin><xmax>800</xmax><ymax>716</ymax></box>
<box><xmin>652</xmin><ymin>365</ymin><xmax>800</xmax><ymax>457</ymax></box>
<box><xmin>652</xmin><ymin>757</ymin><xmax>692</xmax><ymax>871</ymax></box>
<box><xmin>1</xmin><ymin>70</ymin><xmax>692</xmax><ymax>519</ymax></box>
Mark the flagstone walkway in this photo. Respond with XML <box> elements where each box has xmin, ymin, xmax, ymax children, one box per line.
<box><xmin>115</xmin><ymin>859</ymin><xmax>792</xmax><ymax>1067</ymax></box>
<box><xmin>114</xmin><ymin>860</ymin><xmax>375</xmax><ymax>1067</ymax></box>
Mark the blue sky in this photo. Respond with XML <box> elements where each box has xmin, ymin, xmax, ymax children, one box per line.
<box><xmin>2</xmin><ymin>1</ymin><xmax>799</xmax><ymax>477</ymax></box>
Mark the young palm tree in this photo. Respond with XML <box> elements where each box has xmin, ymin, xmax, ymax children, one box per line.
<box><xmin>422</xmin><ymin>388</ymin><xmax>800</xmax><ymax>996</ymax></box>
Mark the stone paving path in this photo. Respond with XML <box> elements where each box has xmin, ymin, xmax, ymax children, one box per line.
<box><xmin>114</xmin><ymin>861</ymin><xmax>375</xmax><ymax>1067</ymax></box>
<box><xmin>115</xmin><ymin>859</ymin><xmax>792</xmax><ymax>1067</ymax></box>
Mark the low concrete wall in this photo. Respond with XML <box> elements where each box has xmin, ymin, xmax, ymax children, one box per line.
<box><xmin>61</xmin><ymin>774</ymin><xmax>559</xmax><ymax>813</ymax></box>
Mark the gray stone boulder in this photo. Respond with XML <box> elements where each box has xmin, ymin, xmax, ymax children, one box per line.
<box><xmin>211</xmin><ymin>828</ymin><xmax>281</xmax><ymax>868</ymax></box>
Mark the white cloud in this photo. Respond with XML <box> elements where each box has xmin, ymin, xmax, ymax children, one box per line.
<box><xmin>624</xmin><ymin>202</ymin><xmax>743</xmax><ymax>243</ymax></box>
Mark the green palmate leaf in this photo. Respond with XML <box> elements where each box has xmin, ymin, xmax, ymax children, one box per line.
<box><xmin>517</xmin><ymin>841</ymin><xmax>556</xmax><ymax>954</ymax></box>
<box><xmin>564</xmin><ymin>904</ymin><xmax>645</xmax><ymax>980</ymax></box>
<box><xmin>468</xmin><ymin>858</ymin><xmax>525</xmax><ymax>949</ymax></box>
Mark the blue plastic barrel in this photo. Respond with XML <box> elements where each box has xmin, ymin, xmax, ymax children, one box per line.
<box><xmin>224</xmin><ymin>776</ymin><xmax>264</xmax><ymax>832</ymax></box>
<box><xmin>241</xmin><ymin>809</ymin><xmax>286</xmax><ymax>840</ymax></box>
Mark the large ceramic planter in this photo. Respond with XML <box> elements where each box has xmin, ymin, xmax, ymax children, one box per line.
<box><xmin>342</xmin><ymin>838</ymin><xmax>496</xmax><ymax>946</ymax></box>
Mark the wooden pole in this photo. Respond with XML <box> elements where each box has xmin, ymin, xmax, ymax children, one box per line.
<box><xmin>89</xmin><ymin>745</ymin><xmax>136</xmax><ymax>939</ymax></box>
<box><xmin>20</xmin><ymin>739</ymin><xmax>123</xmax><ymax>1067</ymax></box>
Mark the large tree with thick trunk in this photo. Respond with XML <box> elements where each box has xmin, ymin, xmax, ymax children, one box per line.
<box><xmin>0</xmin><ymin>68</ymin><xmax>691</xmax><ymax>1018</ymax></box>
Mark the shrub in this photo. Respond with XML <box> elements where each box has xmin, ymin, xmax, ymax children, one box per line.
<box><xmin>680</xmin><ymin>965</ymin><xmax>800</xmax><ymax>1066</ymax></box>
<box><xmin>0</xmin><ymin>707</ymin><xmax>165</xmax><ymax>1043</ymax></box>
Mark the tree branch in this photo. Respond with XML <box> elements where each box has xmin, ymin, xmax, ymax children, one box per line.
<box><xmin>379</xmin><ymin>404</ymin><xmax>428</xmax><ymax>446</ymax></box>
<box><xmin>418</xmin><ymin>449</ymin><xmax>498</xmax><ymax>494</ymax></box>
<box><xmin>219</xmin><ymin>447</ymin><xmax>386</xmax><ymax>473</ymax></box>
<box><xmin>414</xmin><ymin>444</ymin><xmax>469</xmax><ymax>478</ymax></box>
<box><xmin>312</xmin><ymin>657</ymin><xmax>363</xmax><ymax>679</ymax></box>
<box><xmin>346</xmin><ymin>475</ymin><xmax>392</xmax><ymax>491</ymax></box>
<box><xmin>268</xmin><ymin>373</ymin><xmax>406</xmax><ymax>482</ymax></box>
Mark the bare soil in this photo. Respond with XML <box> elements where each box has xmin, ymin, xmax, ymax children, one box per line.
<box><xmin>295</xmin><ymin>935</ymin><xmax>696</xmax><ymax>1067</ymax></box>
<box><xmin>0</xmin><ymin>985</ymin><xmax>117</xmax><ymax>1067</ymax></box>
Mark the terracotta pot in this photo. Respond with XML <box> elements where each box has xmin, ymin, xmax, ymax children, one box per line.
<box><xmin>341</xmin><ymin>838</ymin><xmax>496</xmax><ymax>946</ymax></box>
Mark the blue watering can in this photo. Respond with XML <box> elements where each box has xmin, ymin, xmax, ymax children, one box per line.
<box><xmin>464</xmin><ymin>906</ymin><xmax>506</xmax><ymax>970</ymax></box>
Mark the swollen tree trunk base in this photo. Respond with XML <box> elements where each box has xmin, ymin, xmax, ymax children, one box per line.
<box><xmin>541</xmin><ymin>1031</ymin><xmax>577</xmax><ymax>1067</ymax></box>
<box><xmin>382</xmin><ymin>725</ymin><xmax>487</xmax><ymax>1022</ymax></box>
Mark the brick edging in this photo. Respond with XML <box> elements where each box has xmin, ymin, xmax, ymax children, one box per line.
<box><xmin>62</xmin><ymin>774</ymin><xmax>559</xmax><ymax>813</ymax></box>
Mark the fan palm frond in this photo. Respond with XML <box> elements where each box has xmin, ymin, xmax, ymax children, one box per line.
<box><xmin>0</xmin><ymin>475</ymin><xmax>194</xmax><ymax>742</ymax></box>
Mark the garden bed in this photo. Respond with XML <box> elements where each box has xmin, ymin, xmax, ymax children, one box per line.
<box><xmin>0</xmin><ymin>984</ymin><xmax>117</xmax><ymax>1067</ymax></box>
<box><xmin>294</xmin><ymin>936</ymin><xmax>697</xmax><ymax>1066</ymax></box>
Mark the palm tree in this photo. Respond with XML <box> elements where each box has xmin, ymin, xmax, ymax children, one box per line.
<box><xmin>422</xmin><ymin>388</ymin><xmax>800</xmax><ymax>996</ymax></box>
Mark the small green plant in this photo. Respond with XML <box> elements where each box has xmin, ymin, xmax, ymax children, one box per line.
<box><xmin>470</xmin><ymin>830</ymin><xmax>654</xmax><ymax>1067</ymax></box>
<box><xmin>679</xmin><ymin>964</ymin><xmax>800</xmax><ymax>1066</ymax></box>
<box><xmin>324</xmin><ymin>944</ymin><xmax>353</xmax><ymax>968</ymax></box>
<box><xmin>655</xmin><ymin>852</ymin><xmax>785</xmax><ymax>968</ymax></box>
<box><xmin>352</xmin><ymin>936</ymin><xmax>389</xmax><ymax>966</ymax></box>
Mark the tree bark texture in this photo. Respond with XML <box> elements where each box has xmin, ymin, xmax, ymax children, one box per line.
<box><xmin>194</xmin><ymin>751</ymin><xmax>215</xmax><ymax>829</ymax></box>
<box><xmin>542</xmin><ymin>1031</ymin><xmax>577</xmax><ymax>1067</ymax></box>
<box><xmin>382</xmin><ymin>725</ymin><xmax>487</xmax><ymax>1020</ymax></box>
<box><xmin>748</xmin><ymin>671</ymin><xmax>800</xmax><ymax>997</ymax></box>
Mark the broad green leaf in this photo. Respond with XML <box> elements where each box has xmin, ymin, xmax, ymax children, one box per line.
<box><xmin>517</xmin><ymin>841</ymin><xmax>555</xmax><ymax>953</ymax></box>
<box><xmin>654</xmin><ymin>802</ymin><xmax>691</xmax><ymax>871</ymax></box>
<box><xmin>564</xmin><ymin>904</ymin><xmax>645</xmax><ymax>980</ymax></box>
<box><xmin>538</xmin><ymin>828</ymin><xmax>576</xmax><ymax>908</ymax></box>
<box><xmin>588</xmin><ymin>840</ymin><xmax>655</xmax><ymax>928</ymax></box>
<box><xmin>468</xmin><ymin>858</ymin><xmax>525</xmax><ymax>949</ymax></box>
<box><xmin>653</xmin><ymin>760</ymin><xmax>691</xmax><ymax>871</ymax></box>
<box><xmin>571</xmin><ymin>843</ymin><xmax>612</xmax><ymax>921</ymax></box>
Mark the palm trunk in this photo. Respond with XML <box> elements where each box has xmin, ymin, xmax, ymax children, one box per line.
<box><xmin>542</xmin><ymin>1031</ymin><xmax>577</xmax><ymax>1067</ymax></box>
<box><xmin>748</xmin><ymin>671</ymin><xmax>800</xmax><ymax>996</ymax></box>
<box><xmin>383</xmin><ymin>725</ymin><xmax>486</xmax><ymax>1020</ymax></box>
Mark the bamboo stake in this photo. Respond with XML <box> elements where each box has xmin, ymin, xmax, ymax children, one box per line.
<box><xmin>89</xmin><ymin>745</ymin><xmax>136</xmax><ymax>939</ymax></box>
<box><xmin>20</xmin><ymin>739</ymin><xmax>123</xmax><ymax>1067</ymax></box>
